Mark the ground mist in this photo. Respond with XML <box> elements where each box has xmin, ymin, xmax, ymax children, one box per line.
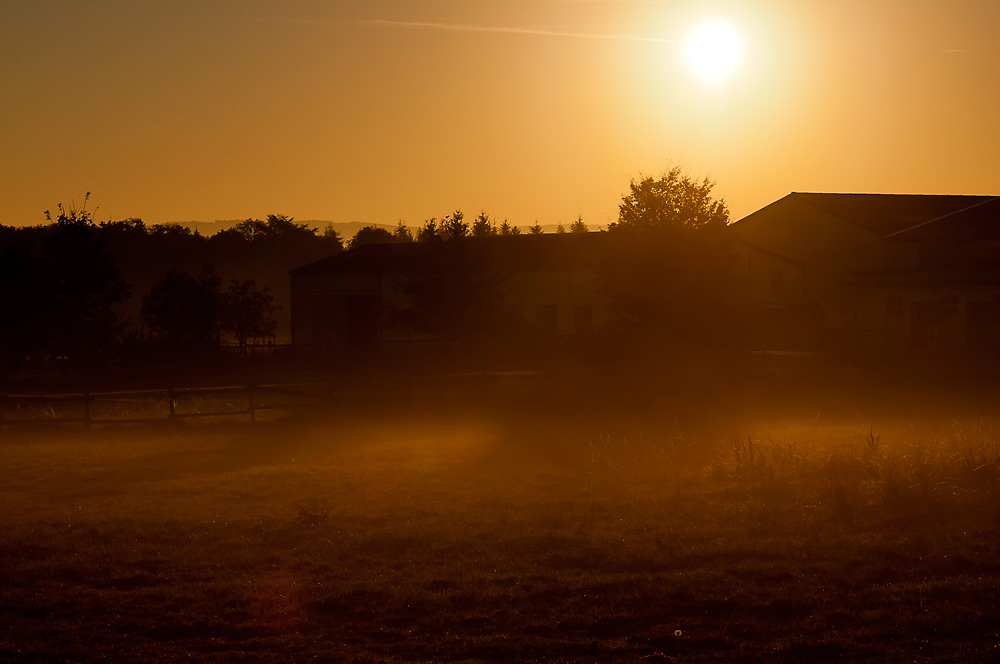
<box><xmin>2</xmin><ymin>368</ymin><xmax>999</xmax><ymax>662</ymax></box>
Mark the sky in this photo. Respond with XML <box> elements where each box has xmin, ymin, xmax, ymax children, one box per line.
<box><xmin>4</xmin><ymin>0</ymin><xmax>1000</xmax><ymax>229</ymax></box>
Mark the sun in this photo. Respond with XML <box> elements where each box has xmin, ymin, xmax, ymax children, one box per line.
<box><xmin>682</xmin><ymin>19</ymin><xmax>745</xmax><ymax>87</ymax></box>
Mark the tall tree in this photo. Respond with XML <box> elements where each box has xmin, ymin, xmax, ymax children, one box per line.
<box><xmin>440</xmin><ymin>210</ymin><xmax>468</xmax><ymax>240</ymax></box>
<box><xmin>231</xmin><ymin>214</ymin><xmax>315</xmax><ymax>245</ymax></box>
<box><xmin>418</xmin><ymin>218</ymin><xmax>440</xmax><ymax>242</ymax></box>
<box><xmin>141</xmin><ymin>268</ymin><xmax>222</xmax><ymax>351</ymax></box>
<box><xmin>614</xmin><ymin>166</ymin><xmax>729</xmax><ymax>233</ymax></box>
<box><xmin>348</xmin><ymin>225</ymin><xmax>394</xmax><ymax>249</ymax></box>
<box><xmin>393</xmin><ymin>220</ymin><xmax>414</xmax><ymax>242</ymax></box>
<box><xmin>472</xmin><ymin>211</ymin><xmax>496</xmax><ymax>238</ymax></box>
<box><xmin>41</xmin><ymin>195</ymin><xmax>130</xmax><ymax>364</ymax></box>
<box><xmin>0</xmin><ymin>241</ymin><xmax>55</xmax><ymax>369</ymax></box>
<box><xmin>220</xmin><ymin>279</ymin><xmax>278</xmax><ymax>357</ymax></box>
<box><xmin>498</xmin><ymin>219</ymin><xmax>520</xmax><ymax>236</ymax></box>
<box><xmin>322</xmin><ymin>224</ymin><xmax>345</xmax><ymax>251</ymax></box>
<box><xmin>570</xmin><ymin>216</ymin><xmax>589</xmax><ymax>233</ymax></box>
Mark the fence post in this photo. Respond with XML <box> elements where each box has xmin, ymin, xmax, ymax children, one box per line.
<box><xmin>248</xmin><ymin>384</ymin><xmax>256</xmax><ymax>423</ymax></box>
<box><xmin>168</xmin><ymin>386</ymin><xmax>176</xmax><ymax>420</ymax></box>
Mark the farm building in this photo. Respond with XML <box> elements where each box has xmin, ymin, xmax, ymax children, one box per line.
<box><xmin>289</xmin><ymin>233</ymin><xmax>612</xmax><ymax>354</ymax></box>
<box><xmin>731</xmin><ymin>193</ymin><xmax>1000</xmax><ymax>354</ymax></box>
<box><xmin>290</xmin><ymin>193</ymin><xmax>1000</xmax><ymax>359</ymax></box>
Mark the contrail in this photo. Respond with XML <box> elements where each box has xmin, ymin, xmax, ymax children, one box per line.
<box><xmin>350</xmin><ymin>19</ymin><xmax>670</xmax><ymax>43</ymax></box>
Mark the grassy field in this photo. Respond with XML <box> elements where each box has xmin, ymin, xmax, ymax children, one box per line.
<box><xmin>2</xmin><ymin>376</ymin><xmax>1000</xmax><ymax>662</ymax></box>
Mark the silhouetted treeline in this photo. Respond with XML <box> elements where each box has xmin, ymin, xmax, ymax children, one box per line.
<box><xmin>347</xmin><ymin>210</ymin><xmax>526</xmax><ymax>250</ymax></box>
<box><xmin>0</xmin><ymin>207</ymin><xmax>129</xmax><ymax>371</ymax></box>
<box><xmin>1</xmin><ymin>170</ymin><xmax>739</xmax><ymax>377</ymax></box>
<box><xmin>0</xmin><ymin>202</ymin><xmax>340</xmax><ymax>374</ymax></box>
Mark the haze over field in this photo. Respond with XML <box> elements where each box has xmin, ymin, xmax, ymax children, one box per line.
<box><xmin>4</xmin><ymin>1</ymin><xmax>1000</xmax><ymax>226</ymax></box>
<box><xmin>4</xmin><ymin>371</ymin><xmax>1000</xmax><ymax>662</ymax></box>
<box><xmin>5</xmin><ymin>2</ymin><xmax>1000</xmax><ymax>659</ymax></box>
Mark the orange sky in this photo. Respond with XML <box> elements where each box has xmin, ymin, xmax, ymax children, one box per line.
<box><xmin>4</xmin><ymin>0</ymin><xmax>1000</xmax><ymax>228</ymax></box>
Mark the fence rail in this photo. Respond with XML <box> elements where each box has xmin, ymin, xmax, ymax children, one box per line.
<box><xmin>0</xmin><ymin>382</ymin><xmax>329</xmax><ymax>427</ymax></box>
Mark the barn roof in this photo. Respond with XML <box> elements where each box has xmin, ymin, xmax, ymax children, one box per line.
<box><xmin>738</xmin><ymin>192</ymin><xmax>999</xmax><ymax>238</ymax></box>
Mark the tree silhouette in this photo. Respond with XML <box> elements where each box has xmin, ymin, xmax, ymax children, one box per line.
<box><xmin>32</xmin><ymin>195</ymin><xmax>131</xmax><ymax>365</ymax></box>
<box><xmin>440</xmin><ymin>210</ymin><xmax>468</xmax><ymax>240</ymax></box>
<box><xmin>43</xmin><ymin>193</ymin><xmax>96</xmax><ymax>227</ymax></box>
<box><xmin>472</xmin><ymin>211</ymin><xmax>496</xmax><ymax>238</ymax></box>
<box><xmin>529</xmin><ymin>222</ymin><xmax>544</xmax><ymax>235</ymax></box>
<box><xmin>0</xmin><ymin>201</ymin><xmax>359</xmax><ymax>374</ymax></box>
<box><xmin>570</xmin><ymin>216</ymin><xmax>589</xmax><ymax>233</ymax></box>
<box><xmin>141</xmin><ymin>268</ymin><xmax>222</xmax><ymax>351</ymax></box>
<box><xmin>0</xmin><ymin>241</ymin><xmax>55</xmax><ymax>369</ymax></box>
<box><xmin>418</xmin><ymin>218</ymin><xmax>440</xmax><ymax>242</ymax></box>
<box><xmin>349</xmin><ymin>225</ymin><xmax>394</xmax><ymax>249</ymax></box>
<box><xmin>498</xmin><ymin>219</ymin><xmax>520</xmax><ymax>236</ymax></box>
<box><xmin>393</xmin><ymin>220</ymin><xmax>414</xmax><ymax>242</ymax></box>
<box><xmin>230</xmin><ymin>214</ymin><xmax>316</xmax><ymax>245</ymax></box>
<box><xmin>221</xmin><ymin>279</ymin><xmax>278</xmax><ymax>357</ymax></box>
<box><xmin>614</xmin><ymin>166</ymin><xmax>729</xmax><ymax>233</ymax></box>
<box><xmin>322</xmin><ymin>224</ymin><xmax>345</xmax><ymax>251</ymax></box>
<box><xmin>45</xmin><ymin>219</ymin><xmax>130</xmax><ymax>362</ymax></box>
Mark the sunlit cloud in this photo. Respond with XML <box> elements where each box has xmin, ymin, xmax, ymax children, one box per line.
<box><xmin>349</xmin><ymin>19</ymin><xmax>670</xmax><ymax>43</ymax></box>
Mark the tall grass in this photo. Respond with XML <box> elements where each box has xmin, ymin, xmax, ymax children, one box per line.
<box><xmin>585</xmin><ymin>419</ymin><xmax>1000</xmax><ymax>529</ymax></box>
<box><xmin>4</xmin><ymin>410</ymin><xmax>1000</xmax><ymax>662</ymax></box>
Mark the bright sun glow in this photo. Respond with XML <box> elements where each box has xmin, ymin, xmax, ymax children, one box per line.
<box><xmin>683</xmin><ymin>19</ymin><xmax>745</xmax><ymax>87</ymax></box>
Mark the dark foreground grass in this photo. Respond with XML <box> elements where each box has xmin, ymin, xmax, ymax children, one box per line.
<box><xmin>2</xmin><ymin>407</ymin><xmax>1000</xmax><ymax>662</ymax></box>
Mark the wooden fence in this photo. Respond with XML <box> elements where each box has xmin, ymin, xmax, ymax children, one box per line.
<box><xmin>0</xmin><ymin>382</ymin><xmax>329</xmax><ymax>427</ymax></box>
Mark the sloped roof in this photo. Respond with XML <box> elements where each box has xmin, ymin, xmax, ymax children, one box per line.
<box><xmin>742</xmin><ymin>192</ymin><xmax>997</xmax><ymax>238</ymax></box>
<box><xmin>290</xmin><ymin>233</ymin><xmax>609</xmax><ymax>276</ymax></box>
<box><xmin>886</xmin><ymin>196</ymin><xmax>1000</xmax><ymax>241</ymax></box>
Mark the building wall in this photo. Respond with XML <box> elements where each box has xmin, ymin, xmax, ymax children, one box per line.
<box><xmin>289</xmin><ymin>272</ymin><xmax>380</xmax><ymax>347</ymax></box>
<box><xmin>731</xmin><ymin>244</ymin><xmax>808</xmax><ymax>307</ymax></box>
<box><xmin>731</xmin><ymin>194</ymin><xmax>1000</xmax><ymax>355</ymax></box>
<box><xmin>503</xmin><ymin>269</ymin><xmax>610</xmax><ymax>335</ymax></box>
<box><xmin>859</xmin><ymin>285</ymin><xmax>1000</xmax><ymax>353</ymax></box>
<box><xmin>734</xmin><ymin>197</ymin><xmax>885</xmax><ymax>275</ymax></box>
<box><xmin>292</xmin><ymin>266</ymin><xmax>612</xmax><ymax>352</ymax></box>
<box><xmin>733</xmin><ymin>196</ymin><xmax>887</xmax><ymax>330</ymax></box>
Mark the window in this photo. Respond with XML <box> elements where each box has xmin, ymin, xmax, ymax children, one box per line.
<box><xmin>769</xmin><ymin>270</ymin><xmax>784</xmax><ymax>292</ymax></box>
